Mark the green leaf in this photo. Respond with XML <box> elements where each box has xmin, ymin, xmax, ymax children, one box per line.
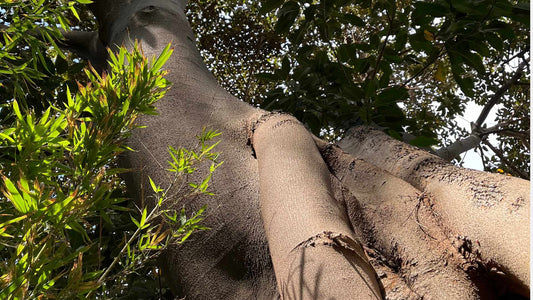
<box><xmin>395</xmin><ymin>29</ymin><xmax>408</xmax><ymax>51</ymax></box>
<box><xmin>275</xmin><ymin>1</ymin><xmax>300</xmax><ymax>34</ymax></box>
<box><xmin>1</xmin><ymin>176</ymin><xmax>28</xmax><ymax>213</ymax></box>
<box><xmin>259</xmin><ymin>0</ymin><xmax>285</xmax><ymax>14</ymax></box>
<box><xmin>199</xmin><ymin>174</ymin><xmax>212</xmax><ymax>192</ymax></box>
<box><xmin>457</xmin><ymin>50</ymin><xmax>485</xmax><ymax>74</ymax></box>
<box><xmin>364</xmin><ymin>79</ymin><xmax>378</xmax><ymax>98</ymax></box>
<box><xmin>468</xmin><ymin>40</ymin><xmax>490</xmax><ymax>57</ymax></box>
<box><xmin>12</xmin><ymin>100</ymin><xmax>23</xmax><ymax>121</ymax></box>
<box><xmin>0</xmin><ymin>214</ymin><xmax>27</xmax><ymax>229</ymax></box>
<box><xmin>55</xmin><ymin>54</ymin><xmax>69</xmax><ymax>74</ymax></box>
<box><xmin>434</xmin><ymin>61</ymin><xmax>447</xmax><ymax>82</ymax></box>
<box><xmin>339</xmin><ymin>13</ymin><xmax>365</xmax><ymax>27</ymax></box>
<box><xmin>140</xmin><ymin>207</ymin><xmax>147</xmax><ymax>227</ymax></box>
<box><xmin>450</xmin><ymin>0</ymin><xmax>474</xmax><ymax>13</ymax></box>
<box><xmin>485</xmin><ymin>32</ymin><xmax>503</xmax><ymax>51</ymax></box>
<box><xmin>279</xmin><ymin>56</ymin><xmax>290</xmax><ymax>78</ymax></box>
<box><xmin>130</xmin><ymin>215</ymin><xmax>140</xmax><ymax>228</ymax></box>
<box><xmin>376</xmin><ymin>87</ymin><xmax>409</xmax><ymax>105</ymax></box>
<box><xmin>69</xmin><ymin>6</ymin><xmax>81</xmax><ymax>21</ymax></box>
<box><xmin>454</xmin><ymin>74</ymin><xmax>475</xmax><ymax>97</ymax></box>
<box><xmin>255</xmin><ymin>72</ymin><xmax>280</xmax><ymax>82</ymax></box>
<box><xmin>289</xmin><ymin>21</ymin><xmax>309</xmax><ymax>44</ymax></box>
<box><xmin>386</xmin><ymin>129</ymin><xmax>402</xmax><ymax>140</ymax></box>
<box><xmin>337</xmin><ymin>44</ymin><xmax>357</xmax><ymax>63</ymax></box>
<box><xmin>152</xmin><ymin>43</ymin><xmax>173</xmax><ymax>71</ymax></box>
<box><xmin>409</xmin><ymin>136</ymin><xmax>439</xmax><ymax>147</ymax></box>
<box><xmin>413</xmin><ymin>2</ymin><xmax>449</xmax><ymax>17</ymax></box>
<box><xmin>149</xmin><ymin>177</ymin><xmax>162</xmax><ymax>193</ymax></box>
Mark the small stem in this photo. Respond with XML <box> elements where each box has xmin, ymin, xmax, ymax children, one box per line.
<box><xmin>474</xmin><ymin>58</ymin><xmax>529</xmax><ymax>128</ymax></box>
<box><xmin>399</xmin><ymin>47</ymin><xmax>444</xmax><ymax>88</ymax></box>
<box><xmin>483</xmin><ymin>140</ymin><xmax>529</xmax><ymax>179</ymax></box>
<box><xmin>98</xmin><ymin>215</ymin><xmax>102</xmax><ymax>270</ymax></box>
<box><xmin>369</xmin><ymin>7</ymin><xmax>395</xmax><ymax>80</ymax></box>
<box><xmin>478</xmin><ymin>144</ymin><xmax>487</xmax><ymax>170</ymax></box>
<box><xmin>97</xmin><ymin>172</ymin><xmax>180</xmax><ymax>284</ymax></box>
<box><xmin>97</xmin><ymin>202</ymin><xmax>160</xmax><ymax>284</ymax></box>
<box><xmin>500</xmin><ymin>47</ymin><xmax>529</xmax><ymax>66</ymax></box>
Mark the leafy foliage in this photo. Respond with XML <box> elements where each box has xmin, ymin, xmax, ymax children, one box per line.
<box><xmin>187</xmin><ymin>0</ymin><xmax>283</xmax><ymax>106</ymax></box>
<box><xmin>0</xmin><ymin>23</ymin><xmax>220</xmax><ymax>298</ymax></box>
<box><xmin>189</xmin><ymin>0</ymin><xmax>529</xmax><ymax>176</ymax></box>
<box><xmin>0</xmin><ymin>2</ymin><xmax>224</xmax><ymax>298</ymax></box>
<box><xmin>0</xmin><ymin>0</ymin><xmax>95</xmax><ymax>119</ymax></box>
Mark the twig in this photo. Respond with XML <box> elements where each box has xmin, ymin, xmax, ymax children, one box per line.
<box><xmin>500</xmin><ymin>47</ymin><xmax>529</xmax><ymax>67</ymax></box>
<box><xmin>483</xmin><ymin>140</ymin><xmax>529</xmax><ymax>179</ymax></box>
<box><xmin>474</xmin><ymin>58</ymin><xmax>529</xmax><ymax>128</ymax></box>
<box><xmin>399</xmin><ymin>47</ymin><xmax>444</xmax><ymax>88</ymax></box>
<box><xmin>97</xmin><ymin>199</ymin><xmax>161</xmax><ymax>284</ymax></box>
<box><xmin>369</xmin><ymin>8</ymin><xmax>395</xmax><ymax>80</ymax></box>
<box><xmin>478</xmin><ymin>143</ymin><xmax>487</xmax><ymax>170</ymax></box>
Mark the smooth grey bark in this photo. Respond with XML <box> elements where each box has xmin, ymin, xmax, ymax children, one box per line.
<box><xmin>84</xmin><ymin>1</ymin><xmax>530</xmax><ymax>299</ymax></box>
<box><xmin>434</xmin><ymin>134</ymin><xmax>481</xmax><ymax>161</ymax></box>
<box><xmin>91</xmin><ymin>1</ymin><xmax>278</xmax><ymax>298</ymax></box>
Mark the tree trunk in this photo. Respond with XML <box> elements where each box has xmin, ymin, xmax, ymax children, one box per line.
<box><xmin>88</xmin><ymin>1</ymin><xmax>530</xmax><ymax>299</ymax></box>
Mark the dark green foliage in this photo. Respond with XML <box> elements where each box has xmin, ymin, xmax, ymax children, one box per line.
<box><xmin>187</xmin><ymin>0</ymin><xmax>283</xmax><ymax>106</ymax></box>
<box><xmin>0</xmin><ymin>0</ymin><xmax>94</xmax><ymax>120</ymax></box>
<box><xmin>189</xmin><ymin>0</ymin><xmax>529</xmax><ymax>175</ymax></box>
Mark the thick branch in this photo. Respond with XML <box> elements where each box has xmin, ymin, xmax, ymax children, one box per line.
<box><xmin>59</xmin><ymin>31</ymin><xmax>108</xmax><ymax>72</ymax></box>
<box><xmin>434</xmin><ymin>133</ymin><xmax>481</xmax><ymax>161</ymax></box>
<box><xmin>252</xmin><ymin>114</ymin><xmax>382</xmax><ymax>299</ymax></box>
<box><xmin>315</xmin><ymin>138</ymin><xmax>481</xmax><ymax>299</ymax></box>
<box><xmin>338</xmin><ymin>126</ymin><xmax>530</xmax><ymax>291</ymax></box>
<box><xmin>0</xmin><ymin>24</ymin><xmax>107</xmax><ymax>72</ymax></box>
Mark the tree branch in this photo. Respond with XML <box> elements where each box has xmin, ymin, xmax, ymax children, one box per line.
<box><xmin>368</xmin><ymin>8</ymin><xmax>395</xmax><ymax>81</ymax></box>
<box><xmin>59</xmin><ymin>30</ymin><xmax>108</xmax><ymax>72</ymax></box>
<box><xmin>500</xmin><ymin>47</ymin><xmax>529</xmax><ymax>66</ymax></box>
<box><xmin>399</xmin><ymin>47</ymin><xmax>444</xmax><ymax>89</ymax></box>
<box><xmin>434</xmin><ymin>133</ymin><xmax>481</xmax><ymax>161</ymax></box>
<box><xmin>483</xmin><ymin>139</ymin><xmax>529</xmax><ymax>179</ymax></box>
<box><xmin>482</xmin><ymin>128</ymin><xmax>530</xmax><ymax>149</ymax></box>
<box><xmin>436</xmin><ymin>119</ymin><xmax>530</xmax><ymax>162</ymax></box>
<box><xmin>474</xmin><ymin>58</ymin><xmax>529</xmax><ymax>128</ymax></box>
<box><xmin>1</xmin><ymin>24</ymin><xmax>107</xmax><ymax>72</ymax></box>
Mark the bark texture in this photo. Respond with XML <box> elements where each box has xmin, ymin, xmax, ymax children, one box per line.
<box><xmin>86</xmin><ymin>1</ymin><xmax>530</xmax><ymax>299</ymax></box>
<box><xmin>252</xmin><ymin>113</ymin><xmax>381</xmax><ymax>299</ymax></box>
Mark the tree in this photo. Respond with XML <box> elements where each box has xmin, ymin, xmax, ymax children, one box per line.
<box><xmin>186</xmin><ymin>0</ymin><xmax>529</xmax><ymax>177</ymax></box>
<box><xmin>82</xmin><ymin>0</ymin><xmax>530</xmax><ymax>298</ymax></box>
<box><xmin>2</xmin><ymin>0</ymin><xmax>530</xmax><ymax>299</ymax></box>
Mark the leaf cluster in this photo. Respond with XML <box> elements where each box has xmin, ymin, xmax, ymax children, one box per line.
<box><xmin>0</xmin><ymin>35</ymin><xmax>213</xmax><ymax>298</ymax></box>
<box><xmin>0</xmin><ymin>0</ymin><xmax>94</xmax><ymax>120</ymax></box>
<box><xmin>189</xmin><ymin>0</ymin><xmax>529</xmax><ymax>173</ymax></box>
<box><xmin>187</xmin><ymin>0</ymin><xmax>283</xmax><ymax>106</ymax></box>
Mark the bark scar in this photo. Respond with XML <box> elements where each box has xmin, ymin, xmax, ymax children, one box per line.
<box><xmin>290</xmin><ymin>231</ymin><xmax>363</xmax><ymax>255</ymax></box>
